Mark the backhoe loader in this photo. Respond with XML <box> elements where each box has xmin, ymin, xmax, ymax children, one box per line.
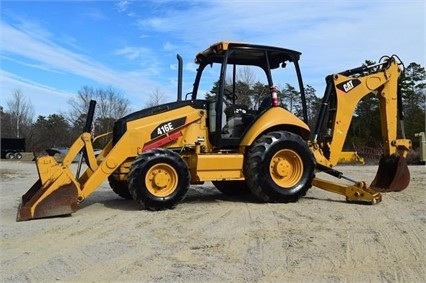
<box><xmin>17</xmin><ymin>42</ymin><xmax>411</xmax><ymax>221</ymax></box>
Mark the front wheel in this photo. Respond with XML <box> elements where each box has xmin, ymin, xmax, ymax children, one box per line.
<box><xmin>128</xmin><ymin>148</ymin><xmax>190</xmax><ymax>210</ymax></box>
<box><xmin>108</xmin><ymin>176</ymin><xmax>132</xmax><ymax>199</ymax></box>
<box><xmin>244</xmin><ymin>131</ymin><xmax>315</xmax><ymax>203</ymax></box>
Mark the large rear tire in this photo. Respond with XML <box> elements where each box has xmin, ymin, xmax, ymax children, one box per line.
<box><xmin>128</xmin><ymin>148</ymin><xmax>190</xmax><ymax>210</ymax></box>
<box><xmin>108</xmin><ymin>176</ymin><xmax>133</xmax><ymax>199</ymax></box>
<box><xmin>244</xmin><ymin>131</ymin><xmax>315</xmax><ymax>203</ymax></box>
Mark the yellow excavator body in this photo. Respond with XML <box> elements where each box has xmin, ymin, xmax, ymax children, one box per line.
<box><xmin>17</xmin><ymin>42</ymin><xmax>411</xmax><ymax>221</ymax></box>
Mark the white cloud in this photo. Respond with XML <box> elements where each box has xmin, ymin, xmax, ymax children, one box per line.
<box><xmin>114</xmin><ymin>46</ymin><xmax>151</xmax><ymax>61</ymax></box>
<box><xmin>163</xmin><ymin>42</ymin><xmax>178</xmax><ymax>52</ymax></box>
<box><xmin>1</xmin><ymin>0</ymin><xmax>424</xmax><ymax>117</ymax></box>
<box><xmin>115</xmin><ymin>0</ymin><xmax>133</xmax><ymax>13</ymax></box>
<box><xmin>0</xmin><ymin>70</ymin><xmax>75</xmax><ymax>116</ymax></box>
<box><xmin>84</xmin><ymin>9</ymin><xmax>108</xmax><ymax>21</ymax></box>
<box><xmin>129</xmin><ymin>0</ymin><xmax>425</xmax><ymax>90</ymax></box>
<box><xmin>0</xmin><ymin>19</ymin><xmax>165</xmax><ymax>113</ymax></box>
<box><xmin>140</xmin><ymin>1</ymin><xmax>424</xmax><ymax>60</ymax></box>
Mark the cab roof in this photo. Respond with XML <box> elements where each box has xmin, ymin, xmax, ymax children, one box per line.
<box><xmin>195</xmin><ymin>41</ymin><xmax>302</xmax><ymax>69</ymax></box>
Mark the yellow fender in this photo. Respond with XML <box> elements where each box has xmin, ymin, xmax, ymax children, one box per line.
<box><xmin>240</xmin><ymin>107</ymin><xmax>310</xmax><ymax>147</ymax></box>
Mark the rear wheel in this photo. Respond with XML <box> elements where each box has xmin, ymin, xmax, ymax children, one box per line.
<box><xmin>212</xmin><ymin>180</ymin><xmax>250</xmax><ymax>195</ymax></box>
<box><xmin>128</xmin><ymin>148</ymin><xmax>190</xmax><ymax>210</ymax></box>
<box><xmin>244</xmin><ymin>131</ymin><xmax>315</xmax><ymax>203</ymax></box>
<box><xmin>14</xmin><ymin>152</ymin><xmax>23</xmax><ymax>159</ymax></box>
<box><xmin>108</xmin><ymin>176</ymin><xmax>132</xmax><ymax>199</ymax></box>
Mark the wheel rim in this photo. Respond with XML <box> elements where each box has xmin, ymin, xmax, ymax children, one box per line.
<box><xmin>145</xmin><ymin>163</ymin><xmax>178</xmax><ymax>197</ymax></box>
<box><xmin>269</xmin><ymin>149</ymin><xmax>304</xmax><ymax>188</ymax></box>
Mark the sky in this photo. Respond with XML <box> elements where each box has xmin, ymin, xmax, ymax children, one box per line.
<box><xmin>1</xmin><ymin>0</ymin><xmax>425</xmax><ymax>117</ymax></box>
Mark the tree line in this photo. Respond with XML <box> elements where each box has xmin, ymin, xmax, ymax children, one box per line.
<box><xmin>1</xmin><ymin>61</ymin><xmax>425</xmax><ymax>160</ymax></box>
<box><xmin>1</xmin><ymin>87</ymin><xmax>132</xmax><ymax>152</ymax></box>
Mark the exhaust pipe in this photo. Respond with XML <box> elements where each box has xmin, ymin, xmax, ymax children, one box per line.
<box><xmin>177</xmin><ymin>54</ymin><xmax>183</xmax><ymax>101</ymax></box>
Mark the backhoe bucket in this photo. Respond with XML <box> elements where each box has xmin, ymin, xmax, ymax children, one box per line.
<box><xmin>370</xmin><ymin>154</ymin><xmax>410</xmax><ymax>192</ymax></box>
<box><xmin>17</xmin><ymin>156</ymin><xmax>80</xmax><ymax>221</ymax></box>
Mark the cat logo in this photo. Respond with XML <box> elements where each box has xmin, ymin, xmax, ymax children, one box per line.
<box><xmin>336</xmin><ymin>79</ymin><xmax>361</xmax><ymax>93</ymax></box>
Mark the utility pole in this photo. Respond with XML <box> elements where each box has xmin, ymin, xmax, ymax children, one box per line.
<box><xmin>16</xmin><ymin>112</ymin><xmax>20</xmax><ymax>138</ymax></box>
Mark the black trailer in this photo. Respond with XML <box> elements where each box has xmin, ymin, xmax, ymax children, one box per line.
<box><xmin>1</xmin><ymin>138</ymin><xmax>26</xmax><ymax>159</ymax></box>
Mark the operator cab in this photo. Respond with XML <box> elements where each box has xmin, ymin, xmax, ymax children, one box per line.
<box><xmin>191</xmin><ymin>42</ymin><xmax>307</xmax><ymax>149</ymax></box>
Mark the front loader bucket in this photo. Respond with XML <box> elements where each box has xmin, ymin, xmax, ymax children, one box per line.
<box><xmin>370</xmin><ymin>154</ymin><xmax>410</xmax><ymax>192</ymax></box>
<box><xmin>17</xmin><ymin>156</ymin><xmax>79</xmax><ymax>221</ymax></box>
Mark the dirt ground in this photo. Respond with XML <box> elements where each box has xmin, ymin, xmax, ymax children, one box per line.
<box><xmin>0</xmin><ymin>160</ymin><xmax>425</xmax><ymax>282</ymax></box>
